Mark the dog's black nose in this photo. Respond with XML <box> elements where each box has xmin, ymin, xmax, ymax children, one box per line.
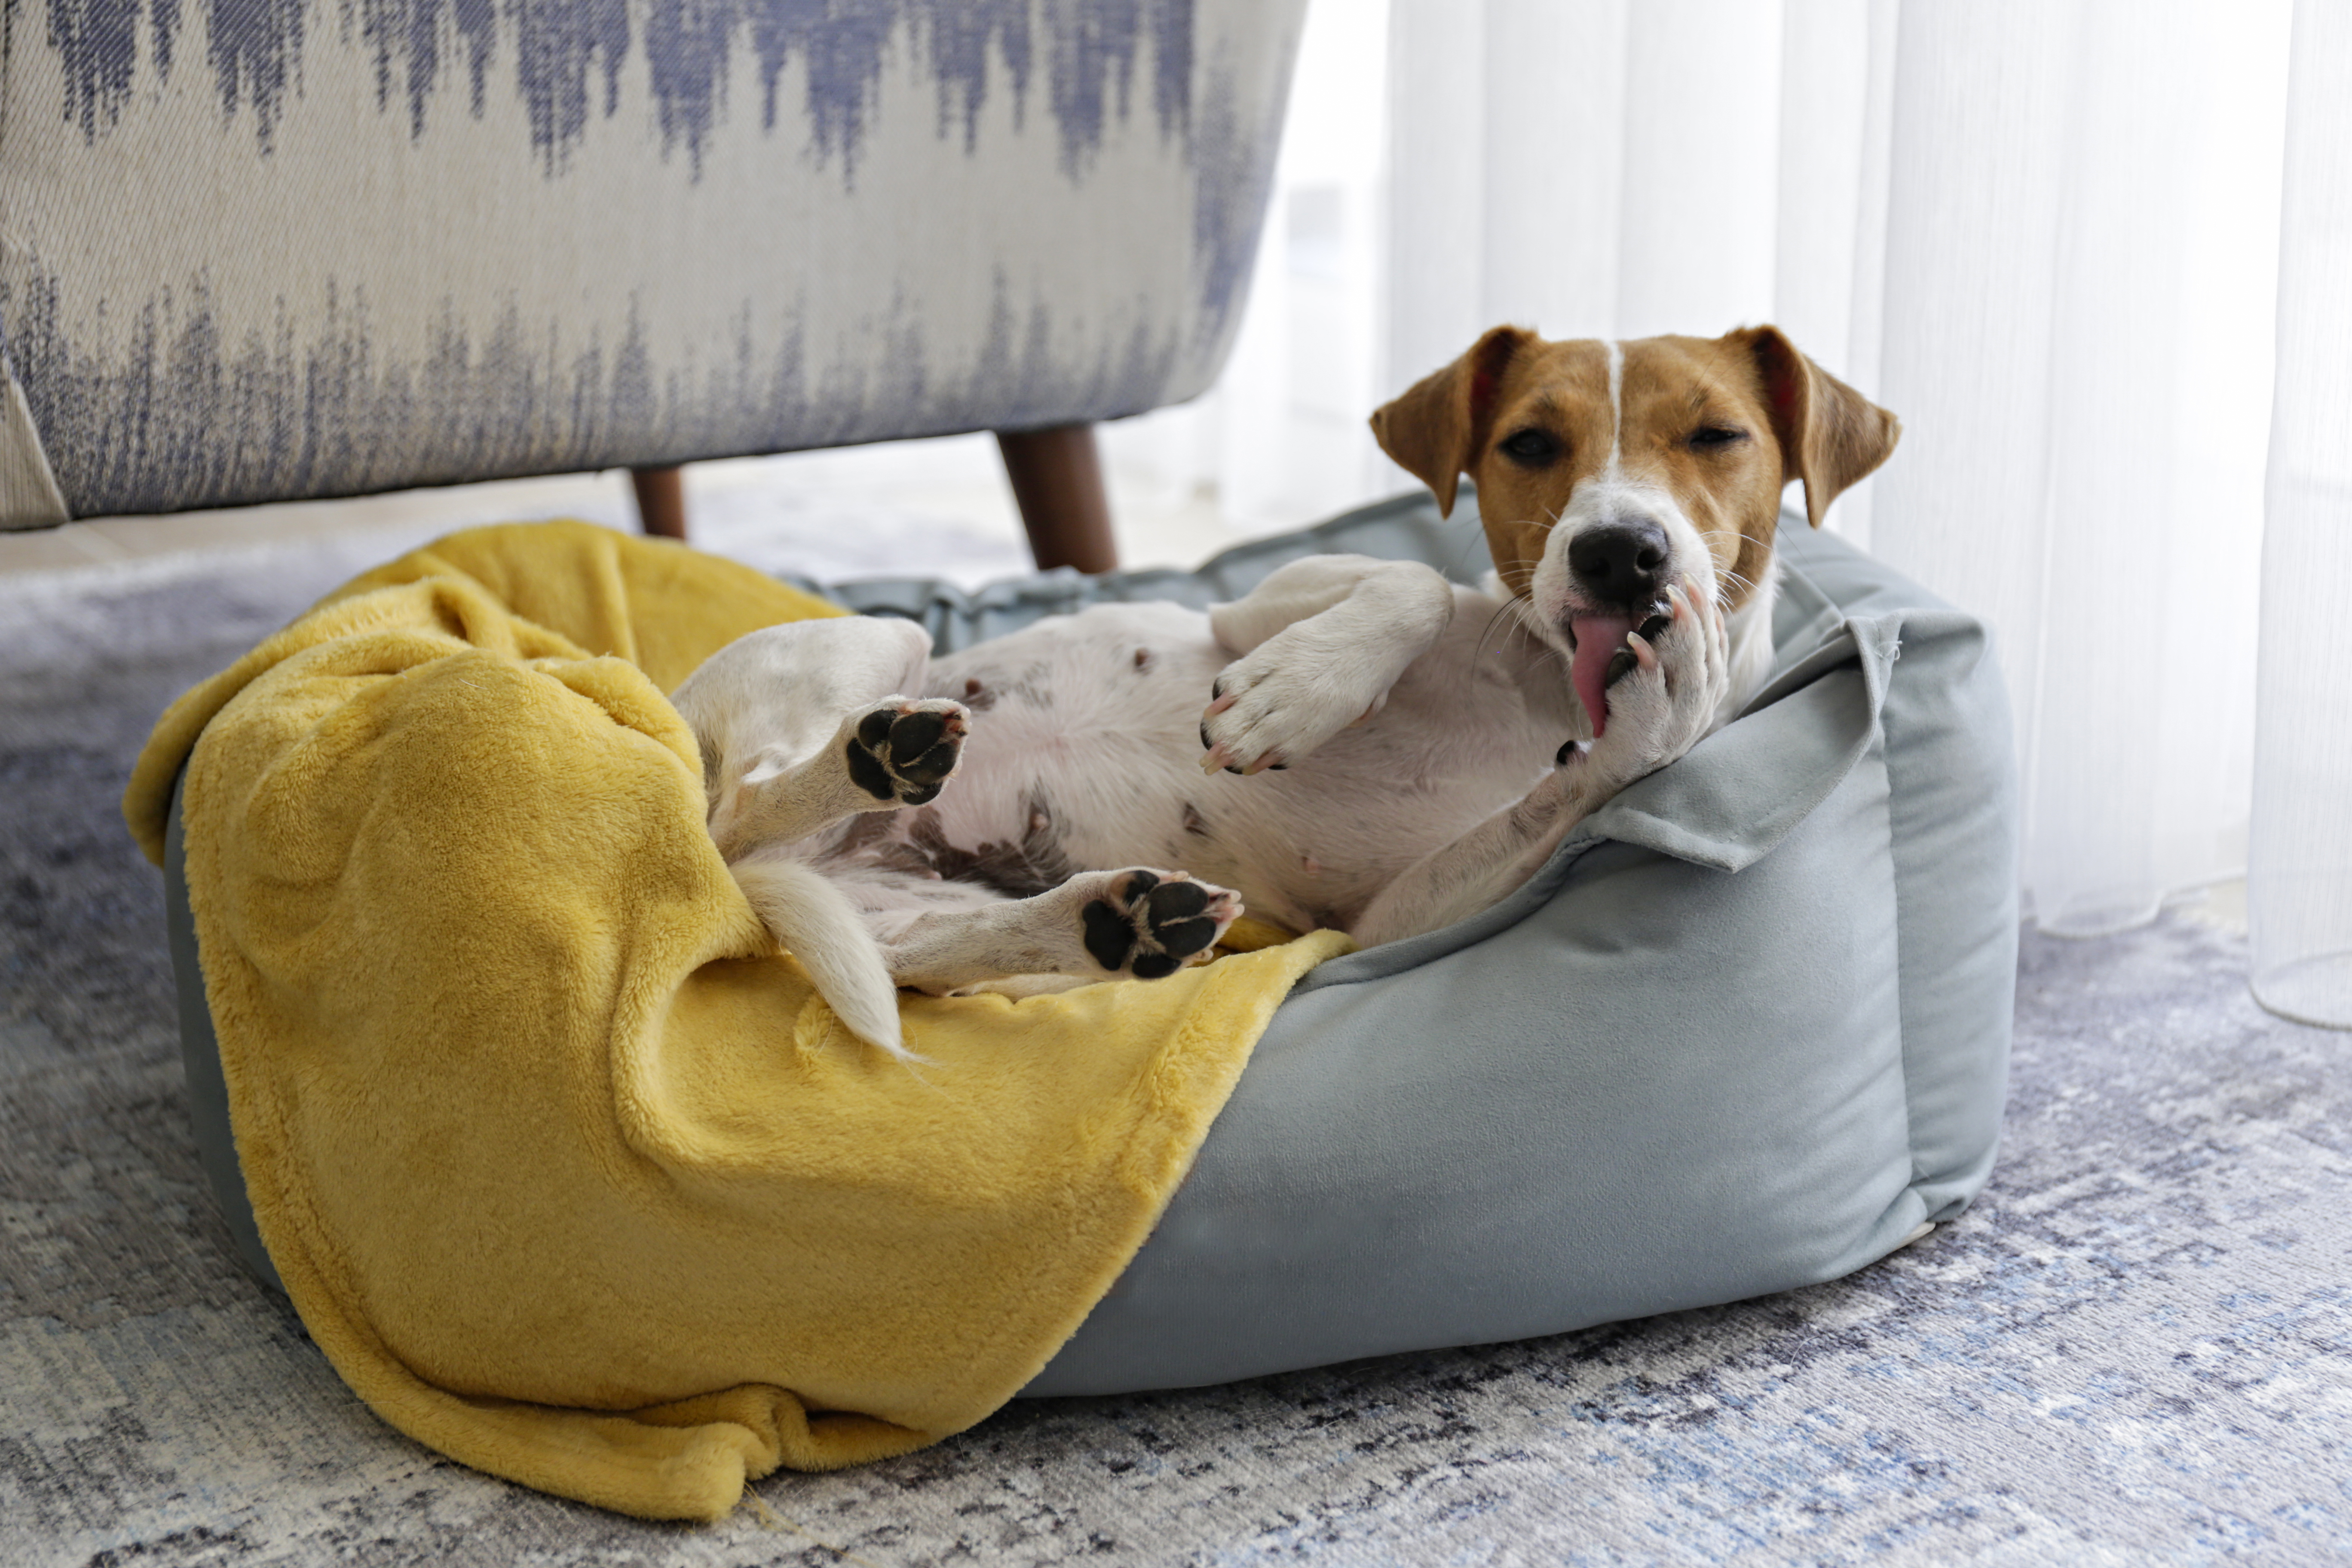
<box><xmin>1567</xmin><ymin>520</ymin><xmax>1670</xmax><ymax>606</ymax></box>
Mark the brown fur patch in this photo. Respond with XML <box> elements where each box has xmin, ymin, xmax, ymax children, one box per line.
<box><xmin>1370</xmin><ymin>326</ymin><xmax>1899</xmax><ymax>616</ymax></box>
<box><xmin>897</xmin><ymin>793</ymin><xmax>1073</xmax><ymax>900</ymax></box>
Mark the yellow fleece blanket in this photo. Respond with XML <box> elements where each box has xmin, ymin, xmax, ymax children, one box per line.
<box><xmin>123</xmin><ymin>521</ymin><xmax>1349</xmax><ymax>1522</ymax></box>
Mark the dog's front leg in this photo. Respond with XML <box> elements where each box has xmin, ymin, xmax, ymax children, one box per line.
<box><xmin>1199</xmin><ymin>555</ymin><xmax>1458</xmax><ymax>774</ymax></box>
<box><xmin>1345</xmin><ymin>766</ymin><xmax>1606</xmax><ymax>948</ymax></box>
<box><xmin>1349</xmin><ymin>576</ymin><xmax>1730</xmax><ymax>947</ymax></box>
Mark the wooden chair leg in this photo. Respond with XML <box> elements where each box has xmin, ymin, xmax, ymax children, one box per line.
<box><xmin>629</xmin><ymin>465</ymin><xmax>689</xmax><ymax>540</ymax></box>
<box><xmin>996</xmin><ymin>424</ymin><xmax>1118</xmax><ymax>573</ymax></box>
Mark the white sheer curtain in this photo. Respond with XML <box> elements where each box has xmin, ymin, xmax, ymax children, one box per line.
<box><xmin>2253</xmin><ymin>0</ymin><xmax>2352</xmax><ymax>1027</ymax></box>
<box><xmin>1166</xmin><ymin>0</ymin><xmax>2349</xmax><ymax>1024</ymax></box>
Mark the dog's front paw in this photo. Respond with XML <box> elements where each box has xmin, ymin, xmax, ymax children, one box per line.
<box><xmin>1079</xmin><ymin>870</ymin><xmax>1241</xmax><ymax>980</ymax></box>
<box><xmin>845</xmin><ymin>698</ymin><xmax>968</xmax><ymax>807</ymax></box>
<box><xmin>1575</xmin><ymin>575</ymin><xmax>1730</xmax><ymax>789</ymax></box>
<box><xmin>1199</xmin><ymin>631</ymin><xmax>1387</xmax><ymax>776</ymax></box>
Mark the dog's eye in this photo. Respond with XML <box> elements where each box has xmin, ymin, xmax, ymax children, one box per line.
<box><xmin>1689</xmin><ymin>425</ymin><xmax>1747</xmax><ymax>450</ymax></box>
<box><xmin>1498</xmin><ymin>428</ymin><xmax>1563</xmax><ymax>465</ymax></box>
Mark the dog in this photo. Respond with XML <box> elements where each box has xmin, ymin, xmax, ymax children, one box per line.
<box><xmin>670</xmin><ymin>325</ymin><xmax>1899</xmax><ymax>1057</ymax></box>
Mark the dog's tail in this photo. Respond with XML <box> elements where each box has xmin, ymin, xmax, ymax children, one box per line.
<box><xmin>729</xmin><ymin>857</ymin><xmax>914</xmax><ymax>1062</ymax></box>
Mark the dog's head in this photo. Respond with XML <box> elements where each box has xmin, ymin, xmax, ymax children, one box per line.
<box><xmin>1371</xmin><ymin>325</ymin><xmax>1899</xmax><ymax>716</ymax></box>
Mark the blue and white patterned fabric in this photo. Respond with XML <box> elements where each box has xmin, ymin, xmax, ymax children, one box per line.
<box><xmin>0</xmin><ymin>0</ymin><xmax>1303</xmax><ymax>528</ymax></box>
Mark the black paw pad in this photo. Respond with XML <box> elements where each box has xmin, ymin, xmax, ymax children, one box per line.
<box><xmin>1638</xmin><ymin>612</ymin><xmax>1671</xmax><ymax>642</ymax></box>
<box><xmin>1086</xmin><ymin>873</ymin><xmax>1228</xmax><ymax>978</ymax></box>
<box><xmin>1605</xmin><ymin>647</ymin><xmax>1639</xmax><ymax>688</ymax></box>
<box><xmin>850</xmin><ymin>704</ymin><xmax>966</xmax><ymax>802</ymax></box>
<box><xmin>1146</xmin><ymin>880</ymin><xmax>1210</xmax><ymax>921</ymax></box>
<box><xmin>1082</xmin><ymin>899</ymin><xmax>1135</xmax><ymax>971</ymax></box>
<box><xmin>885</xmin><ymin>711</ymin><xmax>960</xmax><ymax>786</ymax></box>
<box><xmin>894</xmin><ymin>742</ymin><xmax>960</xmax><ymax>787</ymax></box>
<box><xmin>889</xmin><ymin>710</ymin><xmax>947</xmax><ymax>762</ymax></box>
<box><xmin>1157</xmin><ymin>919</ymin><xmax>1220</xmax><ymax>960</ymax></box>
<box><xmin>845</xmin><ymin>738</ymin><xmax>896</xmax><ymax>799</ymax></box>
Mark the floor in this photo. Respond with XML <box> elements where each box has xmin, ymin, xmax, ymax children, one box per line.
<box><xmin>8</xmin><ymin>479</ymin><xmax>2343</xmax><ymax>1564</ymax></box>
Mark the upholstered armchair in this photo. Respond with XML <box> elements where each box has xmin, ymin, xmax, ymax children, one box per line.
<box><xmin>1</xmin><ymin>1</ymin><xmax>1305</xmax><ymax>570</ymax></box>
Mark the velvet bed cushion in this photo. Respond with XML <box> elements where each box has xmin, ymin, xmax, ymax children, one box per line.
<box><xmin>168</xmin><ymin>490</ymin><xmax>2016</xmax><ymax>1400</ymax></box>
<box><xmin>807</xmin><ymin>491</ymin><xmax>2018</xmax><ymax>1397</ymax></box>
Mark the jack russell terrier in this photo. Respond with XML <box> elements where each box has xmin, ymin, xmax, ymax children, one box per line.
<box><xmin>671</xmin><ymin>325</ymin><xmax>1900</xmax><ymax>1057</ymax></box>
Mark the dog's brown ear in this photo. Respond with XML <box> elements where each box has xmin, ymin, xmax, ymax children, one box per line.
<box><xmin>1733</xmin><ymin>325</ymin><xmax>1901</xmax><ymax>529</ymax></box>
<box><xmin>1369</xmin><ymin>325</ymin><xmax>1533</xmax><ymax>518</ymax></box>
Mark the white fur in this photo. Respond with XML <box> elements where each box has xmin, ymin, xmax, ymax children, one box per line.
<box><xmin>674</xmin><ymin>345</ymin><xmax>1794</xmax><ymax>1057</ymax></box>
<box><xmin>730</xmin><ymin>855</ymin><xmax>913</xmax><ymax>1059</ymax></box>
<box><xmin>676</xmin><ymin>564</ymin><xmax>1735</xmax><ymax>1057</ymax></box>
<box><xmin>1605</xmin><ymin>339</ymin><xmax>1626</xmax><ymax>476</ymax></box>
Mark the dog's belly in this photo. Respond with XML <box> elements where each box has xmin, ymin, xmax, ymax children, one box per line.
<box><xmin>829</xmin><ymin>601</ymin><xmax>1574</xmax><ymax>934</ymax></box>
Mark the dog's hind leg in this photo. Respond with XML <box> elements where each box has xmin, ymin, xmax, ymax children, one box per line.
<box><xmin>711</xmin><ymin>698</ymin><xmax>969</xmax><ymax>859</ymax></box>
<box><xmin>873</xmin><ymin>869</ymin><xmax>1243</xmax><ymax>995</ymax></box>
<box><xmin>672</xmin><ymin>617</ymin><xmax>969</xmax><ymax>858</ymax></box>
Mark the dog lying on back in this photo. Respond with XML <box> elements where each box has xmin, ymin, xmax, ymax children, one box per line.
<box><xmin>671</xmin><ymin>325</ymin><xmax>1899</xmax><ymax>1057</ymax></box>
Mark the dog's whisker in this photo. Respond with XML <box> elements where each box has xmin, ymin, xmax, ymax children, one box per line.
<box><xmin>1439</xmin><ymin>524</ymin><xmax>1491</xmax><ymax>585</ymax></box>
<box><xmin>1503</xmin><ymin>592</ymin><xmax>1551</xmax><ymax>648</ymax></box>
<box><xmin>1470</xmin><ymin>599</ymin><xmax>1522</xmax><ymax>667</ymax></box>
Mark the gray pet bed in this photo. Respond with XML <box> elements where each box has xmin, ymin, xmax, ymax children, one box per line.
<box><xmin>167</xmin><ymin>490</ymin><xmax>2017</xmax><ymax>1397</ymax></box>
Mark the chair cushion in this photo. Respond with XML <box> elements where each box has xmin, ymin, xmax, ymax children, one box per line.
<box><xmin>2</xmin><ymin>1</ymin><xmax>1305</xmax><ymax>525</ymax></box>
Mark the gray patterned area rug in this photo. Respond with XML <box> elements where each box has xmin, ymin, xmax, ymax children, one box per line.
<box><xmin>3</xmin><ymin>535</ymin><xmax>2348</xmax><ymax>1568</ymax></box>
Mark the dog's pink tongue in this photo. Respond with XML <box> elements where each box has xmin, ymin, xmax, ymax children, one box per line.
<box><xmin>1571</xmin><ymin>613</ymin><xmax>1637</xmax><ymax>736</ymax></box>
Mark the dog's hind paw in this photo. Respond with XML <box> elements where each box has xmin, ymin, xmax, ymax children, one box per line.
<box><xmin>845</xmin><ymin>698</ymin><xmax>968</xmax><ymax>807</ymax></box>
<box><xmin>1079</xmin><ymin>870</ymin><xmax>1241</xmax><ymax>980</ymax></box>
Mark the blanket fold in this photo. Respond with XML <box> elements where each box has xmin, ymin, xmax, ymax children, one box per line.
<box><xmin>124</xmin><ymin>520</ymin><xmax>1349</xmax><ymax>1521</ymax></box>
